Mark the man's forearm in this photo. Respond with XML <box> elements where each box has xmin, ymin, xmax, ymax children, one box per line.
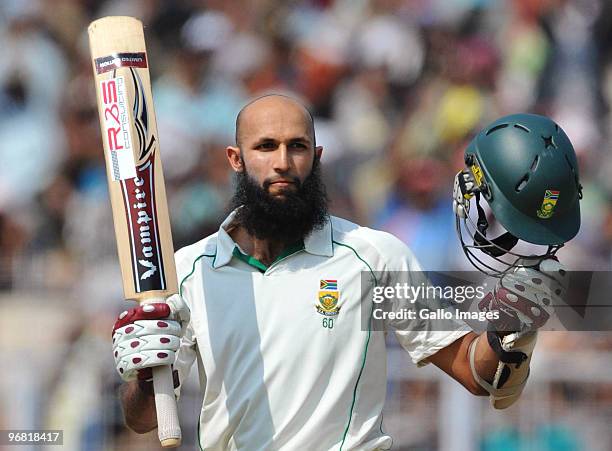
<box><xmin>428</xmin><ymin>332</ymin><xmax>492</xmax><ymax>395</ymax></box>
<box><xmin>119</xmin><ymin>380</ymin><xmax>158</xmax><ymax>433</ymax></box>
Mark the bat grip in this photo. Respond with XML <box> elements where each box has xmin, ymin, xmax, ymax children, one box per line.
<box><xmin>144</xmin><ymin>296</ymin><xmax>182</xmax><ymax>448</ymax></box>
<box><xmin>153</xmin><ymin>365</ymin><xmax>182</xmax><ymax>447</ymax></box>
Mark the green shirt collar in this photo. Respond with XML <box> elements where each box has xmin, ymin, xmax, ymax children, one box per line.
<box><xmin>213</xmin><ymin>209</ymin><xmax>333</xmax><ymax>269</ymax></box>
<box><xmin>232</xmin><ymin>241</ymin><xmax>304</xmax><ymax>273</ymax></box>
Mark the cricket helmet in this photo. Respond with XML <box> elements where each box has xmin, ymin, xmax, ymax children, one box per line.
<box><xmin>454</xmin><ymin>113</ymin><xmax>582</xmax><ymax>275</ymax></box>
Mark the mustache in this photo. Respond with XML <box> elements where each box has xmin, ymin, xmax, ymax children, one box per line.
<box><xmin>263</xmin><ymin>176</ymin><xmax>301</xmax><ymax>190</ymax></box>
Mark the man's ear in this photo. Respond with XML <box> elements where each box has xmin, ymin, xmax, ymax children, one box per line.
<box><xmin>226</xmin><ymin>146</ymin><xmax>243</xmax><ymax>172</ymax></box>
<box><xmin>315</xmin><ymin>145</ymin><xmax>323</xmax><ymax>160</ymax></box>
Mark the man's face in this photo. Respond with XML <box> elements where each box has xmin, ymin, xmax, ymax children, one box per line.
<box><xmin>226</xmin><ymin>96</ymin><xmax>328</xmax><ymax>241</ymax></box>
<box><xmin>228</xmin><ymin>96</ymin><xmax>322</xmax><ymax>197</ymax></box>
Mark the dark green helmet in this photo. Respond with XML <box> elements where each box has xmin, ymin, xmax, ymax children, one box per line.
<box><xmin>464</xmin><ymin>113</ymin><xmax>582</xmax><ymax>245</ymax></box>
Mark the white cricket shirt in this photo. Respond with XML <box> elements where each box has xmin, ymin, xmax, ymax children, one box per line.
<box><xmin>172</xmin><ymin>211</ymin><xmax>470</xmax><ymax>450</ymax></box>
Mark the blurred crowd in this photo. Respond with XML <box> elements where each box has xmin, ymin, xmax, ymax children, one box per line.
<box><xmin>2</xmin><ymin>0</ymin><xmax>612</xmax><ymax>289</ymax></box>
<box><xmin>1</xmin><ymin>0</ymin><xmax>612</xmax><ymax>449</ymax></box>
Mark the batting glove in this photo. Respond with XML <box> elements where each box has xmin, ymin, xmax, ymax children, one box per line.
<box><xmin>112</xmin><ymin>295</ymin><xmax>190</xmax><ymax>382</ymax></box>
<box><xmin>479</xmin><ymin>258</ymin><xmax>568</xmax><ymax>333</ymax></box>
<box><xmin>453</xmin><ymin>170</ymin><xmax>475</xmax><ymax>218</ymax></box>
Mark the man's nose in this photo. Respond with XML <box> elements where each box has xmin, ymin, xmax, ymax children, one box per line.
<box><xmin>273</xmin><ymin>145</ymin><xmax>290</xmax><ymax>172</ymax></box>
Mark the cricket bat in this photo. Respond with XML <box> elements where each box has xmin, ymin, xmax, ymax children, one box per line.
<box><xmin>88</xmin><ymin>16</ymin><xmax>181</xmax><ymax>447</ymax></box>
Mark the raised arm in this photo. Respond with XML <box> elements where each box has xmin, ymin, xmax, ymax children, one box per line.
<box><xmin>429</xmin><ymin>259</ymin><xmax>568</xmax><ymax>408</ymax></box>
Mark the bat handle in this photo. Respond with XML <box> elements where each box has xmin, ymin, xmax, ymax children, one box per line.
<box><xmin>144</xmin><ymin>296</ymin><xmax>182</xmax><ymax>448</ymax></box>
<box><xmin>153</xmin><ymin>365</ymin><xmax>182</xmax><ymax>447</ymax></box>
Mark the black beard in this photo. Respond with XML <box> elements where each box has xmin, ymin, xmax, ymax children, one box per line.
<box><xmin>230</xmin><ymin>159</ymin><xmax>328</xmax><ymax>243</ymax></box>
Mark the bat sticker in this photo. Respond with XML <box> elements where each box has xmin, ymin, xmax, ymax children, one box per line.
<box><xmin>129</xmin><ymin>67</ymin><xmax>156</xmax><ymax>161</ymax></box>
<box><xmin>121</xmin><ymin>153</ymin><xmax>166</xmax><ymax>292</ymax></box>
<box><xmin>99</xmin><ymin>76</ymin><xmax>137</xmax><ymax>181</ymax></box>
<box><xmin>95</xmin><ymin>52</ymin><xmax>148</xmax><ymax>74</ymax></box>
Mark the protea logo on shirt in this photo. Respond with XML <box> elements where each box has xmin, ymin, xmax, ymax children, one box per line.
<box><xmin>317</xmin><ymin>279</ymin><xmax>341</xmax><ymax>317</ymax></box>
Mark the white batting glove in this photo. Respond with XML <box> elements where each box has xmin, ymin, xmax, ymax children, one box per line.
<box><xmin>479</xmin><ymin>258</ymin><xmax>568</xmax><ymax>333</ymax></box>
<box><xmin>112</xmin><ymin>295</ymin><xmax>190</xmax><ymax>382</ymax></box>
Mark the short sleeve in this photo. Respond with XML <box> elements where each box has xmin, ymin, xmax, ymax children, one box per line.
<box><xmin>385</xmin><ymin>269</ymin><xmax>472</xmax><ymax>365</ymax></box>
<box><xmin>369</xmin><ymin>233</ymin><xmax>473</xmax><ymax>366</ymax></box>
<box><xmin>394</xmin><ymin>323</ymin><xmax>471</xmax><ymax>366</ymax></box>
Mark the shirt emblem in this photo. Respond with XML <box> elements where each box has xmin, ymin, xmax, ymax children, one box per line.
<box><xmin>317</xmin><ymin>279</ymin><xmax>340</xmax><ymax>317</ymax></box>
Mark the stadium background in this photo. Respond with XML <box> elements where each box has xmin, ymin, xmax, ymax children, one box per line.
<box><xmin>1</xmin><ymin>0</ymin><xmax>611</xmax><ymax>449</ymax></box>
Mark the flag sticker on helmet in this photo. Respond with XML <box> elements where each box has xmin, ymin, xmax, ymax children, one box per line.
<box><xmin>537</xmin><ymin>190</ymin><xmax>560</xmax><ymax>219</ymax></box>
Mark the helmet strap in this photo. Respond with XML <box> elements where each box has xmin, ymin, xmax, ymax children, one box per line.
<box><xmin>475</xmin><ymin>191</ymin><xmax>489</xmax><ymax>235</ymax></box>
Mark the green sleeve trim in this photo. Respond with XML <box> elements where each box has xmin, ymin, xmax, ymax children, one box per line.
<box><xmin>332</xmin><ymin>240</ymin><xmax>378</xmax><ymax>451</ymax></box>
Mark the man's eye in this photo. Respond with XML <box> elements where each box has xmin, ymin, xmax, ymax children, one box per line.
<box><xmin>289</xmin><ymin>142</ymin><xmax>307</xmax><ymax>149</ymax></box>
<box><xmin>256</xmin><ymin>142</ymin><xmax>276</xmax><ymax>150</ymax></box>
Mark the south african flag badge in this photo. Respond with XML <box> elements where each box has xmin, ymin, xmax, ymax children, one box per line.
<box><xmin>317</xmin><ymin>279</ymin><xmax>340</xmax><ymax>316</ymax></box>
<box><xmin>537</xmin><ymin>189</ymin><xmax>560</xmax><ymax>219</ymax></box>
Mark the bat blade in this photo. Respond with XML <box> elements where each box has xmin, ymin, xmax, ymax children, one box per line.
<box><xmin>88</xmin><ymin>16</ymin><xmax>181</xmax><ymax>448</ymax></box>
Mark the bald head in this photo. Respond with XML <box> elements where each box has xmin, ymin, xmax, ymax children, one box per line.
<box><xmin>235</xmin><ymin>94</ymin><xmax>316</xmax><ymax>148</ymax></box>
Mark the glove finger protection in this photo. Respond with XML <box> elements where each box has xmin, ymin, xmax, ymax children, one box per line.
<box><xmin>479</xmin><ymin>258</ymin><xmax>567</xmax><ymax>333</ymax></box>
<box><xmin>472</xmin><ymin>258</ymin><xmax>568</xmax><ymax>408</ymax></box>
<box><xmin>112</xmin><ymin>295</ymin><xmax>190</xmax><ymax>381</ymax></box>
